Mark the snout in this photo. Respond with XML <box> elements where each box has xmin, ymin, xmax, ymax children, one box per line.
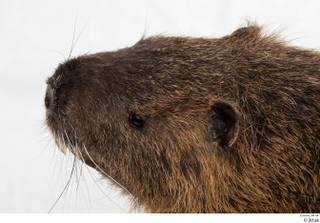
<box><xmin>45</xmin><ymin>84</ymin><xmax>53</xmax><ymax>109</ymax></box>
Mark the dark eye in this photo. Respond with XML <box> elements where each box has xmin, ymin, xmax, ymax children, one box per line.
<box><xmin>129</xmin><ymin>113</ymin><xmax>145</xmax><ymax>128</ymax></box>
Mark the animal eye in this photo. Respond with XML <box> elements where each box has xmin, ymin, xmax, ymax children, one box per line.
<box><xmin>129</xmin><ymin>113</ymin><xmax>145</xmax><ymax>128</ymax></box>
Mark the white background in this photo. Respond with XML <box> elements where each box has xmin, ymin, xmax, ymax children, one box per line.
<box><xmin>1</xmin><ymin>0</ymin><xmax>320</xmax><ymax>213</ymax></box>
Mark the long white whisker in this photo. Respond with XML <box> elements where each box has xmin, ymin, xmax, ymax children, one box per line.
<box><xmin>64</xmin><ymin>123</ymin><xmax>91</xmax><ymax>210</ymax></box>
<box><xmin>68</xmin><ymin>13</ymin><xmax>78</xmax><ymax>60</ymax></box>
<box><xmin>48</xmin><ymin>129</ymin><xmax>77</xmax><ymax>213</ymax></box>
<box><xmin>75</xmin><ymin>146</ymin><xmax>93</xmax><ymax>209</ymax></box>
<box><xmin>48</xmin><ymin>149</ymin><xmax>77</xmax><ymax>213</ymax></box>
<box><xmin>79</xmin><ymin>162</ymin><xmax>93</xmax><ymax>209</ymax></box>
<box><xmin>48</xmin><ymin>142</ymin><xmax>61</xmax><ymax>192</ymax></box>
<box><xmin>71</xmin><ymin>20</ymin><xmax>91</xmax><ymax>58</ymax></box>
<box><xmin>77</xmin><ymin>146</ymin><xmax>128</xmax><ymax>213</ymax></box>
<box><xmin>45</xmin><ymin>49</ymin><xmax>66</xmax><ymax>61</ymax></box>
<box><xmin>73</xmin><ymin>130</ymin><xmax>80</xmax><ymax>190</ymax></box>
<box><xmin>68</xmin><ymin>13</ymin><xmax>91</xmax><ymax>60</ymax></box>
<box><xmin>64</xmin><ymin>130</ymin><xmax>79</xmax><ymax>212</ymax></box>
<box><xmin>82</xmin><ymin>144</ymin><xmax>132</xmax><ymax>196</ymax></box>
<box><xmin>50</xmin><ymin>119</ymin><xmax>130</xmax><ymax>212</ymax></box>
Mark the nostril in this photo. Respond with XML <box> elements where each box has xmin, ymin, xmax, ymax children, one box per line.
<box><xmin>45</xmin><ymin>84</ymin><xmax>53</xmax><ymax>109</ymax></box>
<box><xmin>45</xmin><ymin>93</ymin><xmax>50</xmax><ymax>108</ymax></box>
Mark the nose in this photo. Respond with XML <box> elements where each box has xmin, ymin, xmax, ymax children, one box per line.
<box><xmin>45</xmin><ymin>84</ymin><xmax>53</xmax><ymax>109</ymax></box>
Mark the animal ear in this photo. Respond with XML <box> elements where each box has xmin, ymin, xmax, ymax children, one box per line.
<box><xmin>227</xmin><ymin>25</ymin><xmax>262</xmax><ymax>40</ymax></box>
<box><xmin>207</xmin><ymin>101</ymin><xmax>239</xmax><ymax>148</ymax></box>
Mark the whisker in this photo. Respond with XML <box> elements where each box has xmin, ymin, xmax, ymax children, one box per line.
<box><xmin>48</xmin><ymin>149</ymin><xmax>77</xmax><ymax>213</ymax></box>
<box><xmin>73</xmin><ymin>131</ymin><xmax>80</xmax><ymax>190</ymax></box>
<box><xmin>44</xmin><ymin>49</ymin><xmax>66</xmax><ymax>61</ymax></box>
<box><xmin>71</xmin><ymin>20</ymin><xmax>91</xmax><ymax>59</ymax></box>
<box><xmin>30</xmin><ymin>133</ymin><xmax>53</xmax><ymax>165</ymax></box>
<box><xmin>75</xmin><ymin>146</ymin><xmax>93</xmax><ymax>209</ymax></box>
<box><xmin>82</xmin><ymin>144</ymin><xmax>133</xmax><ymax>196</ymax></box>
<box><xmin>68</xmin><ymin>13</ymin><xmax>78</xmax><ymax>60</ymax></box>
<box><xmin>64</xmin><ymin>123</ymin><xmax>91</xmax><ymax>210</ymax></box>
<box><xmin>50</xmin><ymin>119</ymin><xmax>130</xmax><ymax>212</ymax></box>
<box><xmin>48</xmin><ymin>129</ymin><xmax>77</xmax><ymax>213</ymax></box>
<box><xmin>65</xmin><ymin>130</ymin><xmax>80</xmax><ymax>211</ymax></box>
<box><xmin>78</xmin><ymin>148</ymin><xmax>128</xmax><ymax>213</ymax></box>
<box><xmin>68</xmin><ymin>13</ymin><xmax>91</xmax><ymax>60</ymax></box>
<box><xmin>75</xmin><ymin>159</ymin><xmax>83</xmax><ymax>192</ymax></box>
<box><xmin>46</xmin><ymin>140</ymin><xmax>63</xmax><ymax>197</ymax></box>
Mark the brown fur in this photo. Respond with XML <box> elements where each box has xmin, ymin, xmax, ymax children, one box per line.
<box><xmin>45</xmin><ymin>24</ymin><xmax>320</xmax><ymax>213</ymax></box>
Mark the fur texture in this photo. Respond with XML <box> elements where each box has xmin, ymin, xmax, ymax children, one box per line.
<box><xmin>45</xmin><ymin>24</ymin><xmax>320</xmax><ymax>213</ymax></box>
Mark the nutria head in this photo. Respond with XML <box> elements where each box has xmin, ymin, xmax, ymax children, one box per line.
<box><xmin>45</xmin><ymin>25</ymin><xmax>320</xmax><ymax>213</ymax></box>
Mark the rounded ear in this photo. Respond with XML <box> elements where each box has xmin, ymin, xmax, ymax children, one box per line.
<box><xmin>226</xmin><ymin>25</ymin><xmax>262</xmax><ymax>40</ymax></box>
<box><xmin>206</xmin><ymin>101</ymin><xmax>239</xmax><ymax>148</ymax></box>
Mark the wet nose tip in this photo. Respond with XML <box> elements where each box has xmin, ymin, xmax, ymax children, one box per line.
<box><xmin>45</xmin><ymin>84</ymin><xmax>53</xmax><ymax>109</ymax></box>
